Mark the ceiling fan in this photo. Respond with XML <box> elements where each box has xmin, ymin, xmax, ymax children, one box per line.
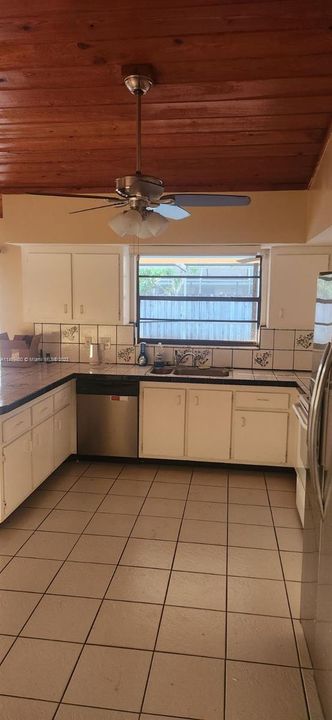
<box><xmin>31</xmin><ymin>72</ymin><xmax>251</xmax><ymax>239</ymax></box>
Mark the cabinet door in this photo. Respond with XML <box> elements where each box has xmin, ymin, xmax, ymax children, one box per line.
<box><xmin>268</xmin><ymin>254</ymin><xmax>329</xmax><ymax>329</ymax></box>
<box><xmin>141</xmin><ymin>387</ymin><xmax>186</xmax><ymax>458</ymax></box>
<box><xmin>24</xmin><ymin>253</ymin><xmax>72</xmax><ymax>322</ymax></box>
<box><xmin>54</xmin><ymin>405</ymin><xmax>72</xmax><ymax>468</ymax></box>
<box><xmin>32</xmin><ymin>417</ymin><xmax>54</xmax><ymax>489</ymax></box>
<box><xmin>187</xmin><ymin>389</ymin><xmax>232</xmax><ymax>461</ymax></box>
<box><xmin>232</xmin><ymin>410</ymin><xmax>288</xmax><ymax>464</ymax></box>
<box><xmin>3</xmin><ymin>432</ymin><xmax>33</xmax><ymax>517</ymax></box>
<box><xmin>72</xmin><ymin>254</ymin><xmax>120</xmax><ymax>323</ymax></box>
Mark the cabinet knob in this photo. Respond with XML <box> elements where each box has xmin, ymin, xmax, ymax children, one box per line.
<box><xmin>279</xmin><ymin>308</ymin><xmax>285</xmax><ymax>319</ymax></box>
<box><xmin>176</xmin><ymin>395</ymin><xmax>182</xmax><ymax>406</ymax></box>
<box><xmin>194</xmin><ymin>395</ymin><xmax>199</xmax><ymax>406</ymax></box>
<box><xmin>64</xmin><ymin>304</ymin><xmax>68</xmax><ymax>314</ymax></box>
<box><xmin>80</xmin><ymin>304</ymin><xmax>84</xmax><ymax>314</ymax></box>
<box><xmin>240</xmin><ymin>416</ymin><xmax>246</xmax><ymax>428</ymax></box>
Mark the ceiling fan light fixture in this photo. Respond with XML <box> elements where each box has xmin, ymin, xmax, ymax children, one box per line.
<box><xmin>108</xmin><ymin>208</ymin><xmax>142</xmax><ymax>236</ymax></box>
<box><xmin>145</xmin><ymin>210</ymin><xmax>169</xmax><ymax>237</ymax></box>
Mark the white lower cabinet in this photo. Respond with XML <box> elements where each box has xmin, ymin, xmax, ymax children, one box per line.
<box><xmin>186</xmin><ymin>389</ymin><xmax>232</xmax><ymax>461</ymax></box>
<box><xmin>232</xmin><ymin>410</ymin><xmax>289</xmax><ymax>464</ymax></box>
<box><xmin>3</xmin><ymin>431</ymin><xmax>33</xmax><ymax>517</ymax></box>
<box><xmin>141</xmin><ymin>387</ymin><xmax>186</xmax><ymax>458</ymax></box>
<box><xmin>54</xmin><ymin>405</ymin><xmax>73</xmax><ymax>467</ymax></box>
<box><xmin>32</xmin><ymin>417</ymin><xmax>54</xmax><ymax>489</ymax></box>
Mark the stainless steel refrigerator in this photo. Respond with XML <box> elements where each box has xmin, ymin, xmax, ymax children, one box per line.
<box><xmin>301</xmin><ymin>271</ymin><xmax>332</xmax><ymax>719</ymax></box>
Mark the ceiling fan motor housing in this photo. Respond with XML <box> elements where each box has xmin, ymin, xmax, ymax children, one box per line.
<box><xmin>115</xmin><ymin>174</ymin><xmax>165</xmax><ymax>207</ymax></box>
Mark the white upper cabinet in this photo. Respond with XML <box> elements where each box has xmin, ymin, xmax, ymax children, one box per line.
<box><xmin>23</xmin><ymin>252</ymin><xmax>72</xmax><ymax>322</ymax></box>
<box><xmin>72</xmin><ymin>253</ymin><xmax>121</xmax><ymax>324</ymax></box>
<box><xmin>267</xmin><ymin>252</ymin><xmax>329</xmax><ymax>329</ymax></box>
<box><xmin>22</xmin><ymin>246</ymin><xmax>129</xmax><ymax>324</ymax></box>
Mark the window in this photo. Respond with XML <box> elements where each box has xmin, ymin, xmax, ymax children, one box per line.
<box><xmin>137</xmin><ymin>255</ymin><xmax>261</xmax><ymax>345</ymax></box>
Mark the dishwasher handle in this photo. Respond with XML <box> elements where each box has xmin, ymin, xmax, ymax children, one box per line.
<box><xmin>76</xmin><ymin>377</ymin><xmax>139</xmax><ymax>396</ymax></box>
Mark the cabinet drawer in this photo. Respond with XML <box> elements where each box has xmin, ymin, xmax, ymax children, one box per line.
<box><xmin>32</xmin><ymin>396</ymin><xmax>54</xmax><ymax>425</ymax></box>
<box><xmin>234</xmin><ymin>391</ymin><xmax>289</xmax><ymax>411</ymax></box>
<box><xmin>54</xmin><ymin>384</ymin><xmax>71</xmax><ymax>411</ymax></box>
<box><xmin>3</xmin><ymin>408</ymin><xmax>31</xmax><ymax>443</ymax></box>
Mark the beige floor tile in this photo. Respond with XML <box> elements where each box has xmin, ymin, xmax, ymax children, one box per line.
<box><xmin>265</xmin><ymin>472</ymin><xmax>296</xmax><ymax>492</ymax></box>
<box><xmin>42</xmin><ymin>474</ymin><xmax>79</xmax><ymax>492</ymax></box>
<box><xmin>64</xmin><ymin>645</ymin><xmax>151</xmax><ymax>711</ymax></box>
<box><xmin>2</xmin><ymin>506</ymin><xmax>50</xmax><ymax>530</ymax></box>
<box><xmin>0</xmin><ymin>528</ymin><xmax>33</xmax><ymax>555</ymax></box>
<box><xmin>107</xmin><ymin>566</ymin><xmax>169</xmax><ymax>604</ymax></box>
<box><xmin>268</xmin><ymin>490</ymin><xmax>297</xmax><ymax>508</ymax></box>
<box><xmin>0</xmin><ymin>556</ymin><xmax>11</xmax><ymax>571</ymax></box>
<box><xmin>83</xmin><ymin>462</ymin><xmax>124</xmax><ymax>478</ymax></box>
<box><xmin>0</xmin><ymin>696</ymin><xmax>57</xmax><ymax>719</ymax></box>
<box><xmin>143</xmin><ymin>652</ymin><xmax>224</xmax><ymax>720</ymax></box>
<box><xmin>286</xmin><ymin>581</ymin><xmax>302</xmax><ymax>618</ymax></box>
<box><xmin>120</xmin><ymin>538</ymin><xmax>176</xmax><ymax>569</ymax></box>
<box><xmin>141</xmin><ymin>716</ymin><xmax>184</xmax><ymax>720</ymax></box>
<box><xmin>118</xmin><ymin>464</ymin><xmax>158</xmax><ymax>481</ymax></box>
<box><xmin>157</xmin><ymin>605</ymin><xmax>226</xmax><ymax>658</ymax></box>
<box><xmin>189</xmin><ymin>485</ymin><xmax>227</xmax><ymax>503</ymax></box>
<box><xmin>0</xmin><ymin>637</ymin><xmax>81</xmax><ymax>701</ymax></box>
<box><xmin>148</xmin><ymin>482</ymin><xmax>188</xmax><ymax>500</ymax></box>
<box><xmin>293</xmin><ymin>619</ymin><xmax>312</xmax><ymax>668</ymax></box>
<box><xmin>0</xmin><ymin>590</ymin><xmax>41</xmax><ymax>634</ymax></box>
<box><xmin>0</xmin><ymin>636</ymin><xmax>15</xmax><ymax>663</ymax></box>
<box><xmin>18</xmin><ymin>531</ymin><xmax>79</xmax><ymax>561</ymax></box>
<box><xmin>57</xmin><ymin>492</ymin><xmax>105</xmax><ymax>512</ymax></box>
<box><xmin>272</xmin><ymin>507</ymin><xmax>302</xmax><ymax>528</ymax></box>
<box><xmin>280</xmin><ymin>551</ymin><xmax>303</xmax><ymax>581</ymax></box>
<box><xmin>38</xmin><ymin>509</ymin><xmax>93</xmax><ymax>534</ymax></box>
<box><xmin>228</xmin><ymin>547</ymin><xmax>283</xmax><ymax>579</ymax></box>
<box><xmin>68</xmin><ymin>535</ymin><xmax>126</xmax><ymax>564</ymax></box>
<box><xmin>109</xmin><ymin>479</ymin><xmax>152</xmax><ymax>497</ymax></box>
<box><xmin>174</xmin><ymin>542</ymin><xmax>226</xmax><ymax>575</ymax></box>
<box><xmin>184</xmin><ymin>500</ymin><xmax>227</xmax><ymax>522</ymax></box>
<box><xmin>276</xmin><ymin>527</ymin><xmax>303</xmax><ymax>552</ymax></box>
<box><xmin>166</xmin><ymin>570</ymin><xmax>226</xmax><ymax>610</ymax></box>
<box><xmin>192</xmin><ymin>469</ymin><xmax>227</xmax><ymax>486</ymax></box>
<box><xmin>227</xmin><ymin>613</ymin><xmax>298</xmax><ymax>666</ymax></box>
<box><xmin>141</xmin><ymin>497</ymin><xmax>185</xmax><ymax>518</ymax></box>
<box><xmin>84</xmin><ymin>513</ymin><xmax>136</xmax><ymax>537</ymax></box>
<box><xmin>0</xmin><ymin>557</ymin><xmax>62</xmax><ymax>592</ymax></box>
<box><xmin>22</xmin><ymin>594</ymin><xmax>99</xmax><ymax>642</ymax></box>
<box><xmin>228</xmin><ymin>576</ymin><xmax>290</xmax><ymax>617</ymax></box>
<box><xmin>48</xmin><ymin>561</ymin><xmax>115</xmax><ymax>598</ymax></box>
<box><xmin>88</xmin><ymin>599</ymin><xmax>162</xmax><ymax>649</ymax></box>
<box><xmin>154</xmin><ymin>468</ymin><xmax>192</xmax><ymax>484</ymax></box>
<box><xmin>226</xmin><ymin>660</ymin><xmax>307</xmax><ymax>720</ymax></box>
<box><xmin>56</xmin><ymin>706</ymin><xmax>137</xmax><ymax>720</ymax></box>
<box><xmin>228</xmin><ymin>504</ymin><xmax>272</xmax><ymax>526</ymax></box>
<box><xmin>55</xmin><ymin>460</ymin><xmax>89</xmax><ymax>478</ymax></box>
<box><xmin>98</xmin><ymin>495</ymin><xmax>144</xmax><ymax>515</ymax></box>
<box><xmin>131</xmin><ymin>516</ymin><xmax>181</xmax><ymax>541</ymax></box>
<box><xmin>70</xmin><ymin>476</ymin><xmax>115</xmax><ymax>494</ymax></box>
<box><xmin>228</xmin><ymin>471</ymin><xmax>265</xmax><ymax>489</ymax></box>
<box><xmin>180</xmin><ymin>519</ymin><xmax>227</xmax><ymax>545</ymax></box>
<box><xmin>23</xmin><ymin>490</ymin><xmax>66</xmax><ymax>509</ymax></box>
<box><xmin>228</xmin><ymin>523</ymin><xmax>277</xmax><ymax>550</ymax></box>
<box><xmin>229</xmin><ymin>487</ymin><xmax>268</xmax><ymax>506</ymax></box>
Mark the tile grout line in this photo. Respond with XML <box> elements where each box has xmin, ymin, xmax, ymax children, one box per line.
<box><xmin>264</xmin><ymin>470</ymin><xmax>311</xmax><ymax>720</ymax></box>
<box><xmin>223</xmin><ymin>470</ymin><xmax>230</xmax><ymax>720</ymax></box>
<box><xmin>137</xmin><ymin>466</ymin><xmax>194</xmax><ymax>718</ymax></box>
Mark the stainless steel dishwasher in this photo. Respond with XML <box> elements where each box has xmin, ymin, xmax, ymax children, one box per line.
<box><xmin>77</xmin><ymin>377</ymin><xmax>138</xmax><ymax>457</ymax></box>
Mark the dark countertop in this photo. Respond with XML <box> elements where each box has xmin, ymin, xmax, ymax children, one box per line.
<box><xmin>0</xmin><ymin>363</ymin><xmax>309</xmax><ymax>415</ymax></box>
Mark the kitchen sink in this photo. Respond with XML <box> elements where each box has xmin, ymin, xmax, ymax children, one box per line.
<box><xmin>149</xmin><ymin>366</ymin><xmax>230</xmax><ymax>377</ymax></box>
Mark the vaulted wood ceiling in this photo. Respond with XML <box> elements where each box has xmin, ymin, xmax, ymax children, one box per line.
<box><xmin>0</xmin><ymin>0</ymin><xmax>331</xmax><ymax>193</ymax></box>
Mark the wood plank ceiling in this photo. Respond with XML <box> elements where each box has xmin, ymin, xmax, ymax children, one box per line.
<box><xmin>0</xmin><ymin>0</ymin><xmax>331</xmax><ymax>193</ymax></box>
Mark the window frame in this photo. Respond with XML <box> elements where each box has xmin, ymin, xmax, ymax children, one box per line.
<box><xmin>136</xmin><ymin>254</ymin><xmax>262</xmax><ymax>347</ymax></box>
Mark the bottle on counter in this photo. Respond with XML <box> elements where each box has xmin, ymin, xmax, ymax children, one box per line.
<box><xmin>154</xmin><ymin>342</ymin><xmax>165</xmax><ymax>368</ymax></box>
<box><xmin>137</xmin><ymin>342</ymin><xmax>148</xmax><ymax>366</ymax></box>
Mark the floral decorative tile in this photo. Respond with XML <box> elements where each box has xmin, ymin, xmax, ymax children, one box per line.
<box><xmin>173</xmin><ymin>347</ymin><xmax>193</xmax><ymax>366</ymax></box>
<box><xmin>61</xmin><ymin>324</ymin><xmax>79</xmax><ymax>344</ymax></box>
<box><xmin>253</xmin><ymin>349</ymin><xmax>273</xmax><ymax>369</ymax></box>
<box><xmin>98</xmin><ymin>325</ymin><xmax>117</xmax><ymax>346</ymax></box>
<box><xmin>295</xmin><ymin>330</ymin><xmax>313</xmax><ymax>351</ymax></box>
<box><xmin>43</xmin><ymin>324</ymin><xmax>61</xmax><ymax>342</ymax></box>
<box><xmin>117</xmin><ymin>345</ymin><xmax>136</xmax><ymax>364</ymax></box>
<box><xmin>80</xmin><ymin>324</ymin><xmax>97</xmax><ymax>344</ymax></box>
<box><xmin>193</xmin><ymin>348</ymin><xmax>212</xmax><ymax>367</ymax></box>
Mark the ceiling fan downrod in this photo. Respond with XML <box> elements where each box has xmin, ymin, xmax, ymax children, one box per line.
<box><xmin>123</xmin><ymin>74</ymin><xmax>153</xmax><ymax>176</ymax></box>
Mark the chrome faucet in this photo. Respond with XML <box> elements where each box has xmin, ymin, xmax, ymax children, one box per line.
<box><xmin>175</xmin><ymin>349</ymin><xmax>197</xmax><ymax>367</ymax></box>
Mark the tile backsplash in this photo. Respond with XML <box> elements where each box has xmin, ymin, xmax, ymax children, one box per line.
<box><xmin>34</xmin><ymin>322</ymin><xmax>313</xmax><ymax>372</ymax></box>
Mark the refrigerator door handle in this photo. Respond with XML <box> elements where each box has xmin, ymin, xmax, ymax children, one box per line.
<box><xmin>308</xmin><ymin>342</ymin><xmax>332</xmax><ymax>518</ymax></box>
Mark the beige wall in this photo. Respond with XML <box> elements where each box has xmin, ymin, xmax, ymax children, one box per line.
<box><xmin>0</xmin><ymin>244</ymin><xmax>31</xmax><ymax>337</ymax></box>
<box><xmin>307</xmin><ymin>133</ymin><xmax>332</xmax><ymax>244</ymax></box>
<box><xmin>0</xmin><ymin>190</ymin><xmax>307</xmax><ymax>247</ymax></box>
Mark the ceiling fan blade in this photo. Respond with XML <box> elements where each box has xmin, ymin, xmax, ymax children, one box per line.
<box><xmin>149</xmin><ymin>204</ymin><xmax>190</xmax><ymax>220</ymax></box>
<box><xmin>27</xmin><ymin>192</ymin><xmax>119</xmax><ymax>201</ymax></box>
<box><xmin>70</xmin><ymin>200</ymin><xmax>127</xmax><ymax>215</ymax></box>
<box><xmin>162</xmin><ymin>194</ymin><xmax>251</xmax><ymax>208</ymax></box>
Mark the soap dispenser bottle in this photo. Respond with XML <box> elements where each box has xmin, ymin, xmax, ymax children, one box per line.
<box><xmin>154</xmin><ymin>342</ymin><xmax>165</xmax><ymax>367</ymax></box>
<box><xmin>137</xmin><ymin>342</ymin><xmax>148</xmax><ymax>366</ymax></box>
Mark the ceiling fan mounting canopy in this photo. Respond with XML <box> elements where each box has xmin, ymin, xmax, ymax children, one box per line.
<box><xmin>115</xmin><ymin>174</ymin><xmax>165</xmax><ymax>205</ymax></box>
